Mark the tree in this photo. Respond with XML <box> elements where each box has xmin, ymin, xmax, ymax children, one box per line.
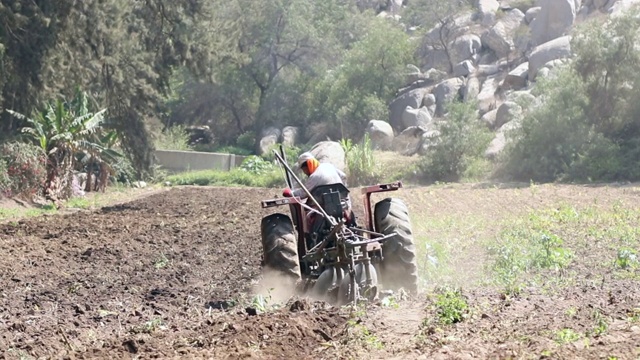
<box><xmin>406</xmin><ymin>0</ymin><xmax>475</xmax><ymax>73</ymax></box>
<box><xmin>308</xmin><ymin>16</ymin><xmax>415</xmax><ymax>138</ymax></box>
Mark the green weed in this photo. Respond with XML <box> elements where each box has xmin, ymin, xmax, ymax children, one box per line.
<box><xmin>614</xmin><ymin>248</ymin><xmax>639</xmax><ymax>270</ymax></box>
<box><xmin>434</xmin><ymin>288</ymin><xmax>468</xmax><ymax>325</ymax></box>
<box><xmin>154</xmin><ymin>253</ymin><xmax>170</xmax><ymax>269</ymax></box>
<box><xmin>555</xmin><ymin>328</ymin><xmax>581</xmax><ymax>344</ymax></box>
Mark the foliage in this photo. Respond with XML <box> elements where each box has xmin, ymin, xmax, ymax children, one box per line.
<box><xmin>418</xmin><ymin>101</ymin><xmax>492</xmax><ymax>183</ymax></box>
<box><xmin>236</xmin><ymin>131</ymin><xmax>257</xmax><ymax>151</ymax></box>
<box><xmin>9</xmin><ymin>89</ymin><xmax>118</xmax><ymax>199</ymax></box>
<box><xmin>165</xmin><ymin>168</ymin><xmax>284</xmax><ymax>188</ymax></box>
<box><xmin>503</xmin><ymin>11</ymin><xmax>640</xmax><ymax>182</ymax></box>
<box><xmin>434</xmin><ymin>288</ymin><xmax>468</xmax><ymax>325</ymax></box>
<box><xmin>0</xmin><ymin>142</ymin><xmax>47</xmax><ymax>198</ymax></box>
<box><xmin>615</xmin><ymin>248</ymin><xmax>639</xmax><ymax>270</ymax></box>
<box><xmin>342</xmin><ymin>134</ymin><xmax>381</xmax><ymax>186</ymax></box>
<box><xmin>155</xmin><ymin>125</ymin><xmax>193</xmax><ymax>151</ymax></box>
<box><xmin>308</xmin><ymin>17</ymin><xmax>415</xmax><ymax>138</ymax></box>
<box><xmin>555</xmin><ymin>328</ymin><xmax>581</xmax><ymax>344</ymax></box>
<box><xmin>240</xmin><ymin>156</ymin><xmax>274</xmax><ymax>175</ymax></box>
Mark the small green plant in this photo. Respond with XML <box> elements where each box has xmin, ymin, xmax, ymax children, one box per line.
<box><xmin>154</xmin><ymin>253</ymin><xmax>170</xmax><ymax>269</ymax></box>
<box><xmin>627</xmin><ymin>308</ymin><xmax>640</xmax><ymax>323</ymax></box>
<box><xmin>590</xmin><ymin>310</ymin><xmax>608</xmax><ymax>337</ymax></box>
<box><xmin>615</xmin><ymin>248</ymin><xmax>639</xmax><ymax>270</ymax></box>
<box><xmin>555</xmin><ymin>328</ymin><xmax>581</xmax><ymax>344</ymax></box>
<box><xmin>344</xmin><ymin>304</ymin><xmax>384</xmax><ymax>350</ymax></box>
<box><xmin>564</xmin><ymin>306</ymin><xmax>578</xmax><ymax>318</ymax></box>
<box><xmin>534</xmin><ymin>232</ymin><xmax>574</xmax><ymax>270</ymax></box>
<box><xmin>434</xmin><ymin>288</ymin><xmax>468</xmax><ymax>325</ymax></box>
<box><xmin>248</xmin><ymin>288</ymin><xmax>282</xmax><ymax>314</ymax></box>
<box><xmin>131</xmin><ymin>318</ymin><xmax>165</xmax><ymax>334</ymax></box>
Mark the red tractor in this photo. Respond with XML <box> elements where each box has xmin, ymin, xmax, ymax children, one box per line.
<box><xmin>260</xmin><ymin>150</ymin><xmax>418</xmax><ymax>305</ymax></box>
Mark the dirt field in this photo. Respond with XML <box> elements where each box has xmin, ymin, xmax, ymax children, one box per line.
<box><xmin>1</xmin><ymin>184</ymin><xmax>640</xmax><ymax>359</ymax></box>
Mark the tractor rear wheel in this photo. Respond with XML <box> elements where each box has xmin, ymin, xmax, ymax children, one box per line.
<box><xmin>261</xmin><ymin>213</ymin><xmax>301</xmax><ymax>281</ymax></box>
<box><xmin>374</xmin><ymin>198</ymin><xmax>418</xmax><ymax>294</ymax></box>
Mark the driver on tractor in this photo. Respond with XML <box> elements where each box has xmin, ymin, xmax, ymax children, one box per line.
<box><xmin>282</xmin><ymin>152</ymin><xmax>355</xmax><ymax>231</ymax></box>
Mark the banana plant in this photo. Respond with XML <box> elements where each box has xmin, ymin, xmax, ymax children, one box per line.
<box><xmin>7</xmin><ymin>90</ymin><xmax>117</xmax><ymax>198</ymax></box>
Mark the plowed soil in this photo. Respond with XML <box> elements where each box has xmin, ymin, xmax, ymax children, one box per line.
<box><xmin>1</xmin><ymin>184</ymin><xmax>640</xmax><ymax>359</ymax></box>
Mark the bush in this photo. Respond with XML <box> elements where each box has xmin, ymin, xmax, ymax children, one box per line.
<box><xmin>155</xmin><ymin>125</ymin><xmax>192</xmax><ymax>151</ymax></box>
<box><xmin>236</xmin><ymin>131</ymin><xmax>256</xmax><ymax>151</ymax></box>
<box><xmin>418</xmin><ymin>101</ymin><xmax>492</xmax><ymax>183</ymax></box>
<box><xmin>0</xmin><ymin>141</ymin><xmax>47</xmax><ymax>198</ymax></box>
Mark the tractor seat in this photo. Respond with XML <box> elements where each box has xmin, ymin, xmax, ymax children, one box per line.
<box><xmin>309</xmin><ymin>183</ymin><xmax>350</xmax><ymax>219</ymax></box>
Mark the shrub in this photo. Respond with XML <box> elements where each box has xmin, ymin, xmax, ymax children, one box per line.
<box><xmin>240</xmin><ymin>156</ymin><xmax>275</xmax><ymax>174</ymax></box>
<box><xmin>0</xmin><ymin>142</ymin><xmax>47</xmax><ymax>198</ymax></box>
<box><xmin>236</xmin><ymin>131</ymin><xmax>256</xmax><ymax>151</ymax></box>
<box><xmin>417</xmin><ymin>101</ymin><xmax>492</xmax><ymax>183</ymax></box>
<box><xmin>155</xmin><ymin>125</ymin><xmax>192</xmax><ymax>151</ymax></box>
<box><xmin>0</xmin><ymin>158</ymin><xmax>10</xmax><ymax>195</ymax></box>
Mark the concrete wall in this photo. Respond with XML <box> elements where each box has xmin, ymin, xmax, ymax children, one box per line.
<box><xmin>155</xmin><ymin>150</ymin><xmax>248</xmax><ymax>173</ymax></box>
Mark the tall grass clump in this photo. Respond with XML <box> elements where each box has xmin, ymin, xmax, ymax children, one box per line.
<box><xmin>342</xmin><ymin>134</ymin><xmax>380</xmax><ymax>186</ymax></box>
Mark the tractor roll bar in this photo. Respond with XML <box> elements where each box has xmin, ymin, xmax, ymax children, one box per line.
<box><xmin>272</xmin><ymin>150</ymin><xmax>338</xmax><ymax>227</ymax></box>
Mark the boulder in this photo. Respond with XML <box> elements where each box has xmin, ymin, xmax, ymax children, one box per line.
<box><xmin>434</xmin><ymin>78</ymin><xmax>464</xmax><ymax>116</ymax></box>
<box><xmin>310</xmin><ymin>141</ymin><xmax>346</xmax><ymax>171</ymax></box>
<box><xmin>525</xmin><ymin>6</ymin><xmax>541</xmax><ymax>24</ymax></box>
<box><xmin>389</xmin><ymin>87</ymin><xmax>429</xmax><ymax>131</ymax></box>
<box><xmin>476</xmin><ymin>75</ymin><xmax>501</xmax><ymax>114</ymax></box>
<box><xmin>485</xmin><ymin>120</ymin><xmax>521</xmax><ymax>159</ymax></box>
<box><xmin>478</xmin><ymin>0</ymin><xmax>501</xmax><ymax>25</ymax></box>
<box><xmin>481</xmin><ymin>9</ymin><xmax>526</xmax><ymax>58</ymax></box>
<box><xmin>480</xmin><ymin>109</ymin><xmax>499</xmax><ymax>128</ymax></box>
<box><xmin>463</xmin><ymin>76</ymin><xmax>481</xmax><ymax>102</ymax></box>
<box><xmin>392</xmin><ymin>126</ymin><xmax>427</xmax><ymax>156</ymax></box>
<box><xmin>451</xmin><ymin>34</ymin><xmax>482</xmax><ymax>64</ymax></box>
<box><xmin>258</xmin><ymin>127</ymin><xmax>281</xmax><ymax>155</ymax></box>
<box><xmin>453</xmin><ymin>60</ymin><xmax>476</xmax><ymax>77</ymax></box>
<box><xmin>528</xmin><ymin>36</ymin><xmax>572</xmax><ymax>80</ymax></box>
<box><xmin>530</xmin><ymin>0</ymin><xmax>576</xmax><ymax>46</ymax></box>
<box><xmin>402</xmin><ymin>106</ymin><xmax>433</xmax><ymax>128</ymax></box>
<box><xmin>503</xmin><ymin>62</ymin><xmax>529</xmax><ymax>90</ymax></box>
<box><xmin>495</xmin><ymin>101</ymin><xmax>523</xmax><ymax>129</ymax></box>
<box><xmin>281</xmin><ymin>126</ymin><xmax>299</xmax><ymax>147</ymax></box>
<box><xmin>423</xmin><ymin>93</ymin><xmax>436</xmax><ymax>111</ymax></box>
<box><xmin>366</xmin><ymin>120</ymin><xmax>395</xmax><ymax>150</ymax></box>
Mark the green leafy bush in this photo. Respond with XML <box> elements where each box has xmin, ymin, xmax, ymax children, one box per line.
<box><xmin>0</xmin><ymin>142</ymin><xmax>47</xmax><ymax>198</ymax></box>
<box><xmin>236</xmin><ymin>131</ymin><xmax>256</xmax><ymax>151</ymax></box>
<box><xmin>418</xmin><ymin>101</ymin><xmax>492</xmax><ymax>183</ymax></box>
<box><xmin>240</xmin><ymin>156</ymin><xmax>274</xmax><ymax>174</ymax></box>
<box><xmin>435</xmin><ymin>288</ymin><xmax>468</xmax><ymax>325</ymax></box>
<box><xmin>502</xmin><ymin>12</ymin><xmax>640</xmax><ymax>182</ymax></box>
